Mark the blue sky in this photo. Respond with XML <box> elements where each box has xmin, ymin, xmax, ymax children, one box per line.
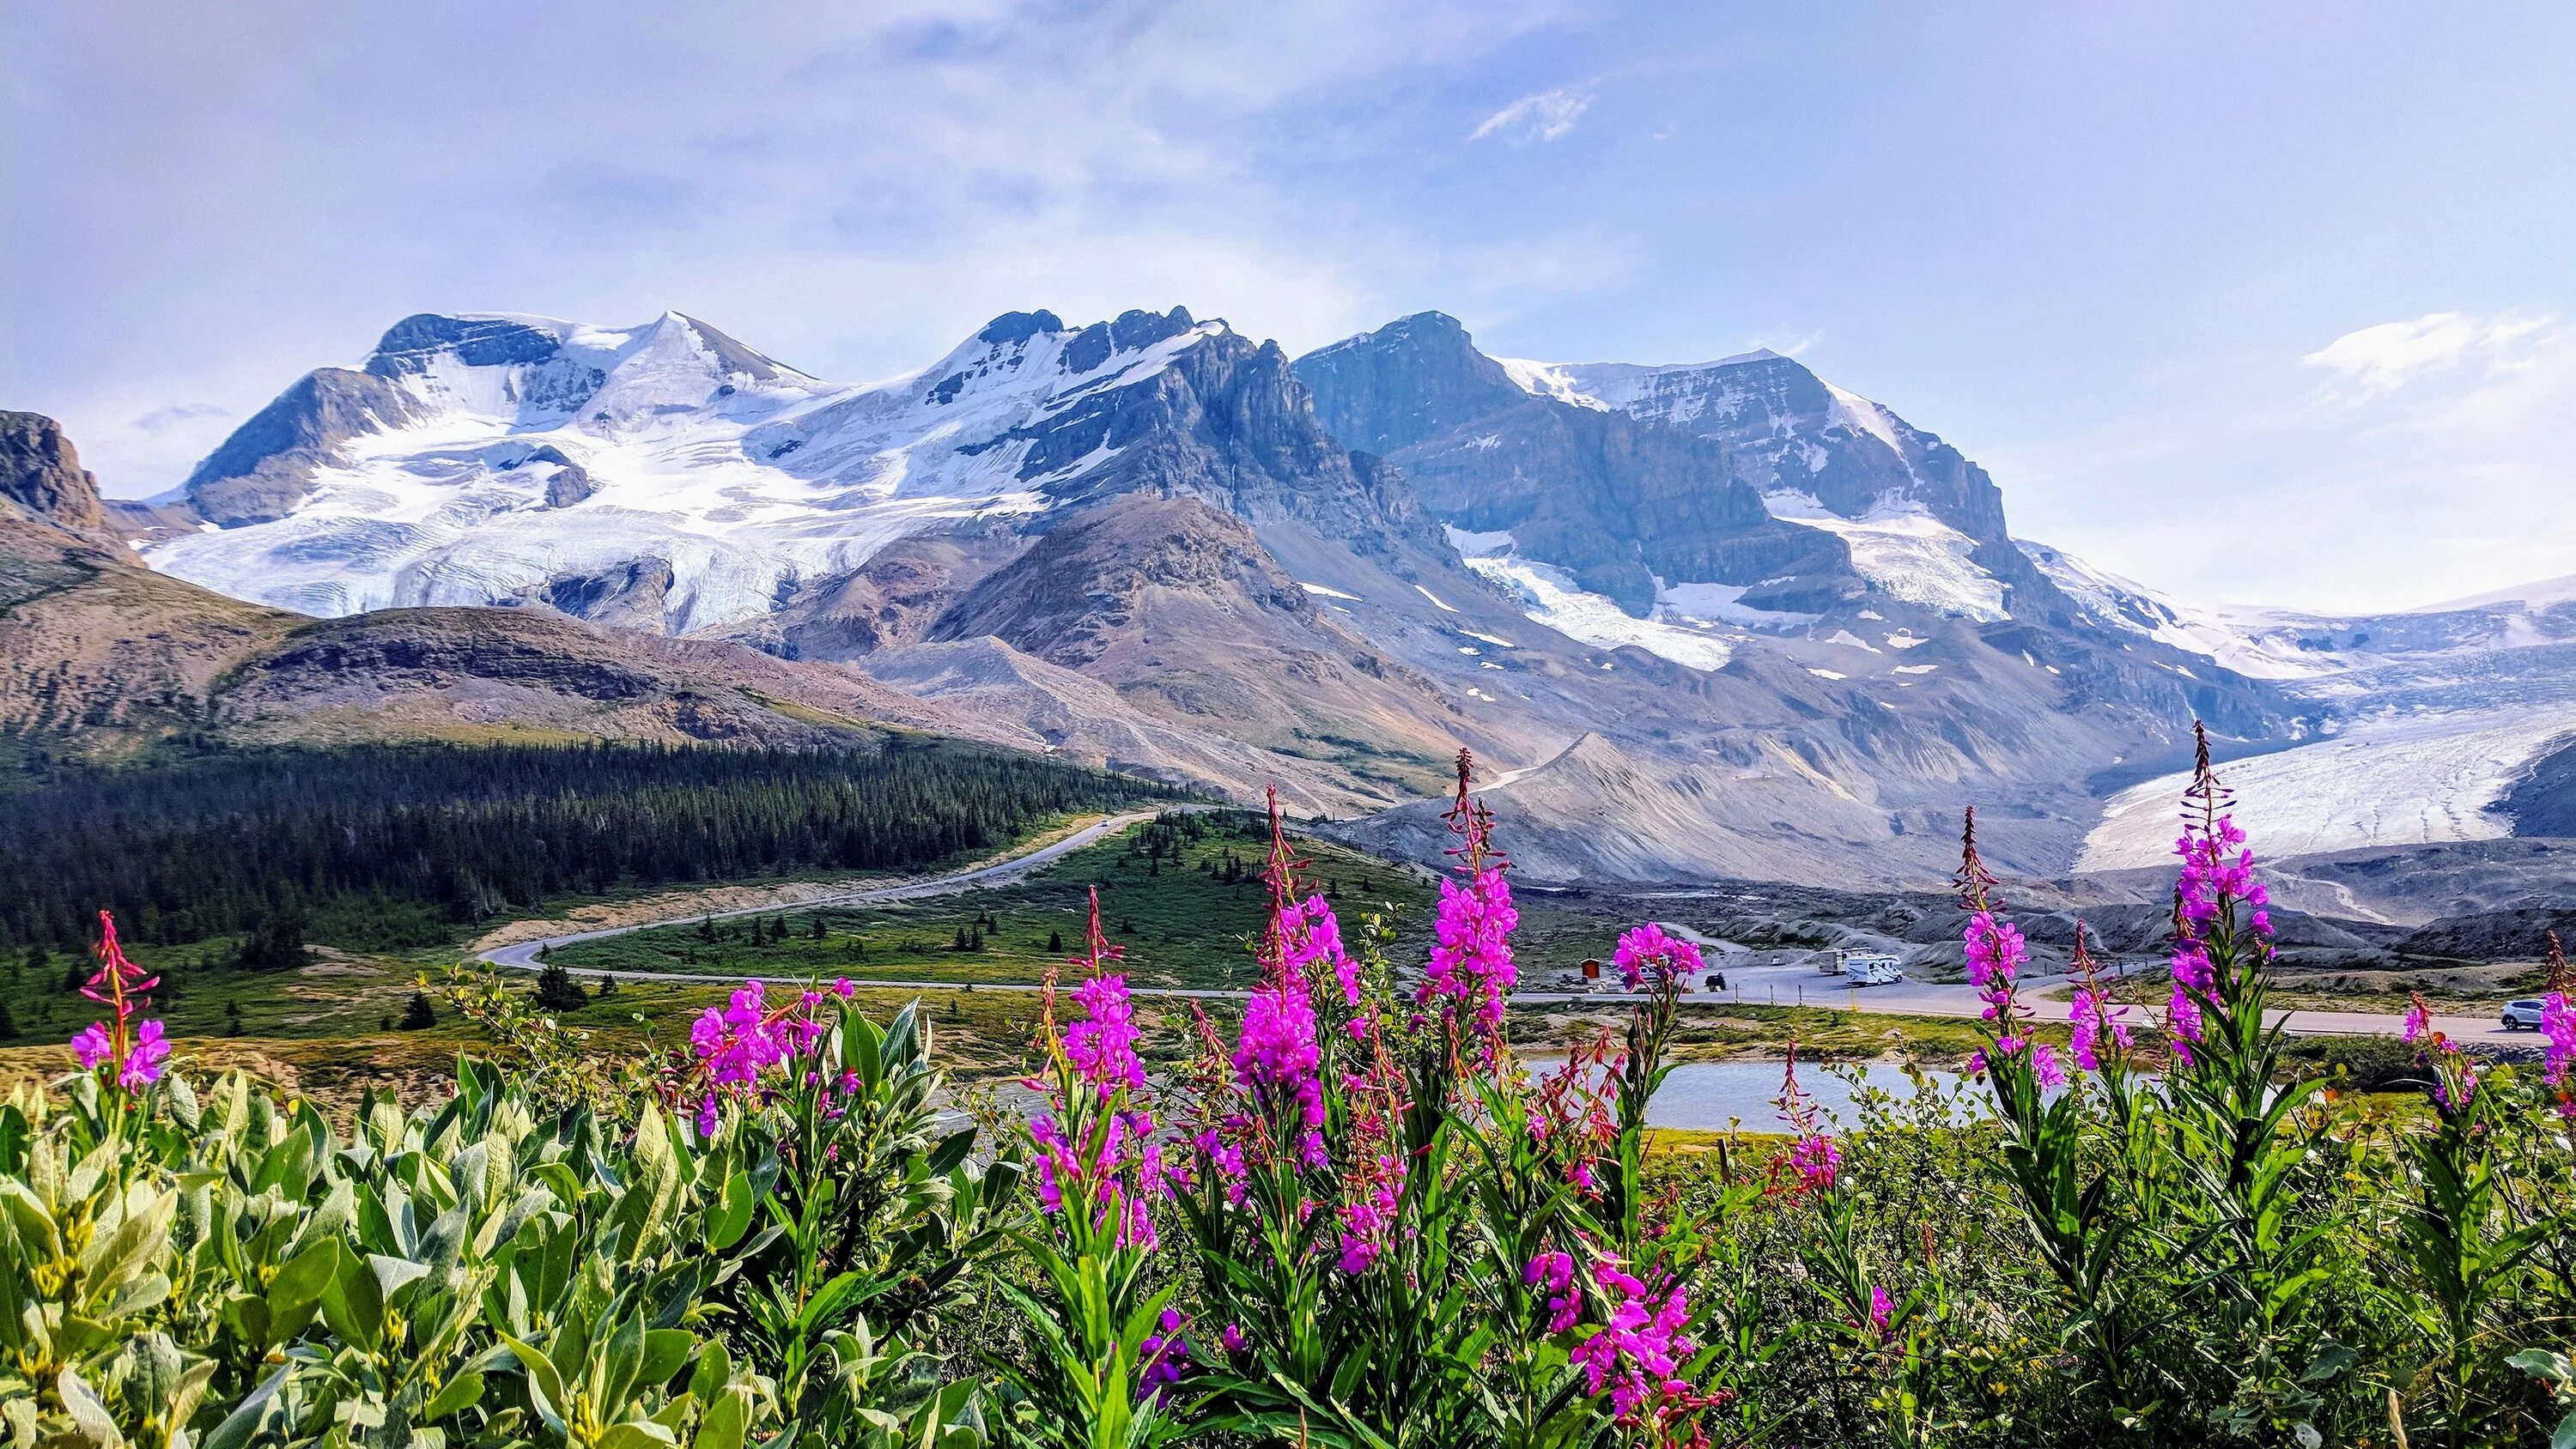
<box><xmin>5</xmin><ymin>1</ymin><xmax>2568</xmax><ymax>610</ymax></box>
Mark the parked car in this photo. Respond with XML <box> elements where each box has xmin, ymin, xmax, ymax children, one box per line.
<box><xmin>2501</xmin><ymin>998</ymin><xmax>2547</xmax><ymax>1030</ymax></box>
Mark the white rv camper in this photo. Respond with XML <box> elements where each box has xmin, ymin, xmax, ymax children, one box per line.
<box><xmin>1836</xmin><ymin>949</ymin><xmax>1905</xmax><ymax>986</ymax></box>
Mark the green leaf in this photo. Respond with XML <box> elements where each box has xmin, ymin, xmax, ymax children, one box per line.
<box><xmin>57</xmin><ymin>1367</ymin><xmax>123</xmax><ymax>1448</ymax></box>
<box><xmin>422</xmin><ymin>1371</ymin><xmax>485</xmax><ymax>1422</ymax></box>
<box><xmin>638</xmin><ymin>1329</ymin><xmax>695</xmax><ymax>1389</ymax></box>
<box><xmin>268</xmin><ymin>1234</ymin><xmax>339</xmax><ymax>1315</ymax></box>
<box><xmin>705</xmin><ymin>1170</ymin><xmax>754</xmax><ymax>1253</ymax></box>
<box><xmin>320</xmin><ymin>1243</ymin><xmax>386</xmax><ymax>1353</ymax></box>
<box><xmin>370</xmin><ymin>1252</ymin><xmax>433</xmax><ymax>1304</ymax></box>
<box><xmin>499</xmin><ymin>1331</ymin><xmax>569</xmax><ymax>1435</ymax></box>
<box><xmin>202</xmin><ymin>1365</ymin><xmax>292</xmax><ymax>1449</ymax></box>
<box><xmin>694</xmin><ymin>1387</ymin><xmax>750</xmax><ymax>1449</ymax></box>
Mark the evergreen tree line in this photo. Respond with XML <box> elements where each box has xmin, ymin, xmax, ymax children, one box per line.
<box><xmin>0</xmin><ymin>740</ymin><xmax>1170</xmax><ymax>950</ymax></box>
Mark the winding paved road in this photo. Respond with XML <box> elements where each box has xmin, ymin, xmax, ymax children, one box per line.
<box><xmin>477</xmin><ymin>810</ymin><xmax>1169</xmax><ymax>978</ymax></box>
<box><xmin>482</xmin><ymin>844</ymin><xmax>2528</xmax><ymax>1045</ymax></box>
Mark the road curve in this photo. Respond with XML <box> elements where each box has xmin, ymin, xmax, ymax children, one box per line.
<box><xmin>478</xmin><ymin>810</ymin><xmax>1168</xmax><ymax>977</ymax></box>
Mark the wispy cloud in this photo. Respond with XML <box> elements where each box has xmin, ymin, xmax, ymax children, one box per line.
<box><xmin>132</xmin><ymin>402</ymin><xmax>228</xmax><ymax>432</ymax></box>
<box><xmin>2301</xmin><ymin>310</ymin><xmax>2553</xmax><ymax>399</ymax></box>
<box><xmin>1469</xmin><ymin>84</ymin><xmax>1590</xmax><ymax>143</ymax></box>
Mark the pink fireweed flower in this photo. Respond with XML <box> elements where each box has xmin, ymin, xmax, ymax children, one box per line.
<box><xmin>1424</xmin><ymin>864</ymin><xmax>1518</xmax><ymax>1034</ymax></box>
<box><xmin>1335</xmin><ymin>1125</ymin><xmax>1406</xmax><ymax>1268</ymax></box>
<box><xmin>1233</xmin><ymin>981</ymin><xmax>1327</xmax><ymax>1165</ymax></box>
<box><xmin>1139</xmin><ymin>1307</ymin><xmax>1190</xmax><ymax>1405</ymax></box>
<box><xmin>2402</xmin><ymin>996</ymin><xmax>2433</xmax><ymax>1046</ymax></box>
<box><xmin>2543</xmin><ymin>992</ymin><xmax>2573</xmax><ymax>1094</ymax></box>
<box><xmin>70</xmin><ymin>1022</ymin><xmax>112</xmax><ymax>1070</ymax></box>
<box><xmin>1613</xmin><ymin>923</ymin><xmax>1704</xmax><ymax>993</ymax></box>
<box><xmin>69</xmin><ymin>912</ymin><xmax>169</xmax><ymax>1094</ymax></box>
<box><xmin>2540</xmin><ymin>933</ymin><xmax>2573</xmax><ymax>1104</ymax></box>
<box><xmin>1772</xmin><ymin>1048</ymin><xmax>1842</xmax><ymax>1195</ymax></box>
<box><xmin>2030</xmin><ymin>1040</ymin><xmax>2067</xmax><ymax>1090</ymax></box>
<box><xmin>2162</xmin><ymin>724</ymin><xmax>2274</xmax><ymax>1063</ymax></box>
<box><xmin>1571</xmin><ymin>1262</ymin><xmax>1697</xmax><ymax>1424</ymax></box>
<box><xmin>2403</xmin><ymin>991</ymin><xmax>2483</xmax><ymax>1115</ymax></box>
<box><xmin>1065</xmin><ymin>972</ymin><xmax>1146</xmax><ymax>1098</ymax></box>
<box><xmin>115</xmin><ymin>1021</ymin><xmax>170</xmax><ymax>1090</ymax></box>
<box><xmin>2065</xmin><ymin>922</ymin><xmax>2133</xmax><ymax>1072</ymax></box>
<box><xmin>1868</xmin><ymin>1284</ymin><xmax>1894</xmax><ymax>1340</ymax></box>
<box><xmin>1280</xmin><ymin>894</ymin><xmax>1362</xmax><ymax>1007</ymax></box>
<box><xmin>1026</xmin><ymin>888</ymin><xmax>1170</xmax><ymax>1252</ymax></box>
<box><xmin>1526</xmin><ymin>1250</ymin><xmax>1582</xmax><ymax>1333</ymax></box>
<box><xmin>1418</xmin><ymin>750</ymin><xmax>1520</xmax><ymax>1042</ymax></box>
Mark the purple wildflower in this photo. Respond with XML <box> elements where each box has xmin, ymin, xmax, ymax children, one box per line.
<box><xmin>1065</xmin><ymin>972</ymin><xmax>1146</xmax><ymax>1098</ymax></box>
<box><xmin>1418</xmin><ymin>751</ymin><xmax>1519</xmax><ymax>1040</ymax></box>
<box><xmin>1570</xmin><ymin>1263</ymin><xmax>1696</xmax><ymax>1424</ymax></box>
<box><xmin>1233</xmin><ymin>982</ymin><xmax>1326</xmax><ymax>1165</ymax></box>
<box><xmin>1773</xmin><ymin>1049</ymin><xmax>1842</xmax><ymax>1194</ymax></box>
<box><xmin>1868</xmin><ymin>1284</ymin><xmax>1894</xmax><ymax>1341</ymax></box>
<box><xmin>1526</xmin><ymin>1250</ymin><xmax>1581</xmax><ymax>1333</ymax></box>
<box><xmin>1139</xmin><ymin>1307</ymin><xmax>1191</xmax><ymax>1404</ymax></box>
<box><xmin>68</xmin><ymin>912</ymin><xmax>170</xmax><ymax>1094</ymax></box>
<box><xmin>1613</xmin><ymin>923</ymin><xmax>1704</xmax><ymax>994</ymax></box>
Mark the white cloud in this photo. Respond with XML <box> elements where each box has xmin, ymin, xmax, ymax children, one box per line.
<box><xmin>2301</xmin><ymin>310</ymin><xmax>2553</xmax><ymax>399</ymax></box>
<box><xmin>1469</xmin><ymin>85</ymin><xmax>1592</xmax><ymax>143</ymax></box>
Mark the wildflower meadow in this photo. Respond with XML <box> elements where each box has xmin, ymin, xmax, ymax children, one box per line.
<box><xmin>7</xmin><ymin>735</ymin><xmax>2576</xmax><ymax>1447</ymax></box>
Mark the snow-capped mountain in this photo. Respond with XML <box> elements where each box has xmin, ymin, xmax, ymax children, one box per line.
<box><xmin>125</xmin><ymin>302</ymin><xmax>2341</xmax><ymax>888</ymax></box>
<box><xmin>150</xmin><ymin>308</ymin><xmax>1249</xmax><ymax>632</ymax></box>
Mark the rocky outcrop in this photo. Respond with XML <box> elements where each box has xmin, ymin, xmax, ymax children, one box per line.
<box><xmin>933</xmin><ymin>494</ymin><xmax>1321</xmax><ymax>667</ymax></box>
<box><xmin>0</xmin><ymin>412</ymin><xmax>108</xmax><ymax>532</ymax></box>
<box><xmin>1294</xmin><ymin>313</ymin><xmax>1847</xmax><ymax>615</ymax></box>
<box><xmin>184</xmin><ymin>367</ymin><xmax>426</xmax><ymax>525</ymax></box>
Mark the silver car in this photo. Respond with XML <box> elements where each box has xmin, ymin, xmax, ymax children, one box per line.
<box><xmin>2501</xmin><ymin>998</ymin><xmax>2547</xmax><ymax>1030</ymax></box>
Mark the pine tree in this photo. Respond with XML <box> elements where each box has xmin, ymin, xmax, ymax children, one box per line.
<box><xmin>534</xmin><ymin>961</ymin><xmax>587</xmax><ymax>1012</ymax></box>
<box><xmin>952</xmin><ymin>926</ymin><xmax>970</xmax><ymax>953</ymax></box>
<box><xmin>968</xmin><ymin>927</ymin><xmax>984</xmax><ymax>952</ymax></box>
<box><xmin>399</xmin><ymin>991</ymin><xmax>436</xmax><ymax>1029</ymax></box>
<box><xmin>810</xmin><ymin>917</ymin><xmax>828</xmax><ymax>941</ymax></box>
<box><xmin>1048</xmin><ymin>930</ymin><xmax>1064</xmax><ymax>954</ymax></box>
<box><xmin>223</xmin><ymin>1001</ymin><xmax>246</xmax><ymax>1037</ymax></box>
<box><xmin>699</xmin><ymin>917</ymin><xmax>717</xmax><ymax>943</ymax></box>
<box><xmin>0</xmin><ymin>999</ymin><xmax>16</xmax><ymax>1040</ymax></box>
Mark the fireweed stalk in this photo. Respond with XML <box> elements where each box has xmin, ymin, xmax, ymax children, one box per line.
<box><xmin>2543</xmin><ymin>931</ymin><xmax>2574</xmax><ymax>1118</ymax></box>
<box><xmin>1777</xmin><ymin>1048</ymin><xmax>1929</xmax><ymax>1447</ymax></box>
<box><xmin>2392</xmin><ymin>991</ymin><xmax>2572</xmax><ymax>1446</ymax></box>
<box><xmin>998</xmin><ymin>887</ymin><xmax>1189</xmax><ymax>1447</ymax></box>
<box><xmin>1955</xmin><ymin>815</ymin><xmax>2140</xmax><ymax>1416</ymax></box>
<box><xmin>1604</xmin><ymin>923</ymin><xmax>1702</xmax><ymax>1241</ymax></box>
<box><xmin>1180</xmin><ymin>791</ymin><xmax>1478</xmax><ymax>1440</ymax></box>
<box><xmin>2154</xmin><ymin>724</ymin><xmax>2337</xmax><ymax>1432</ymax></box>
<box><xmin>1422</xmin><ymin>749</ymin><xmax>1519</xmax><ymax>1055</ymax></box>
<box><xmin>69</xmin><ymin>911</ymin><xmax>170</xmax><ymax>1099</ymax></box>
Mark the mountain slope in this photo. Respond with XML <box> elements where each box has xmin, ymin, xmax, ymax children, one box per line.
<box><xmin>122</xmin><ymin>307</ymin><xmax>2306</xmax><ymax>886</ymax></box>
<box><xmin>0</xmin><ymin>512</ymin><xmax>1019</xmax><ymax>764</ymax></box>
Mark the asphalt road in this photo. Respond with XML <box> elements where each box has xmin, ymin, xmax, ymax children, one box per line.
<box><xmin>477</xmin><ymin>809</ymin><xmax>1170</xmax><ymax>977</ymax></box>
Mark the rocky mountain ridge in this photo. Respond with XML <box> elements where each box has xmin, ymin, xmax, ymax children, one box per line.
<box><xmin>45</xmin><ymin>298</ymin><xmax>2557</xmax><ymax>888</ymax></box>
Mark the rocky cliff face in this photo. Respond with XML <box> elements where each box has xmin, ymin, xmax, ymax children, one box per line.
<box><xmin>0</xmin><ymin>412</ymin><xmax>109</xmax><ymax>532</ymax></box>
<box><xmin>1295</xmin><ymin>314</ymin><xmax>1846</xmax><ymax>615</ymax></box>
